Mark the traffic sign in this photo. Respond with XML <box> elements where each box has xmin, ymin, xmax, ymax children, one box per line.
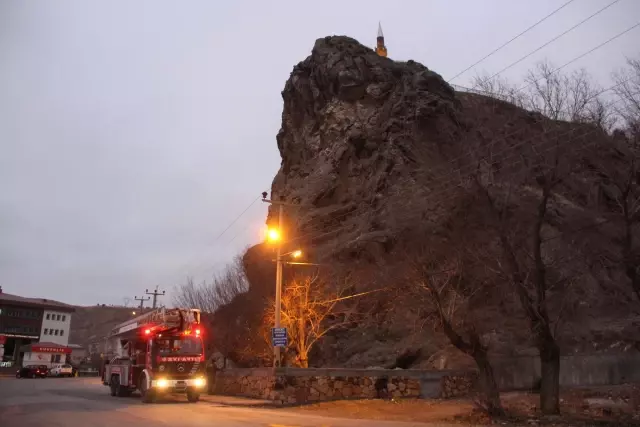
<box><xmin>271</xmin><ymin>327</ymin><xmax>287</xmax><ymax>347</ymax></box>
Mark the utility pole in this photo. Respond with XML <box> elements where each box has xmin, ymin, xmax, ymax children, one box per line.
<box><xmin>134</xmin><ymin>295</ymin><xmax>150</xmax><ymax>310</ymax></box>
<box><xmin>262</xmin><ymin>192</ymin><xmax>288</xmax><ymax>367</ymax></box>
<box><xmin>262</xmin><ymin>191</ymin><xmax>307</xmax><ymax>368</ymax></box>
<box><xmin>145</xmin><ymin>286</ymin><xmax>165</xmax><ymax>309</ymax></box>
<box><xmin>274</xmin><ymin>202</ymin><xmax>284</xmax><ymax>367</ymax></box>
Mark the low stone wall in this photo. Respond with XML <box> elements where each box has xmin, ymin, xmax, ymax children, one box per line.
<box><xmin>213</xmin><ymin>367</ymin><xmax>476</xmax><ymax>404</ymax></box>
<box><xmin>441</xmin><ymin>371</ymin><xmax>479</xmax><ymax>398</ymax></box>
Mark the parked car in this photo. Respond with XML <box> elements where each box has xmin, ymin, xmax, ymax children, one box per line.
<box><xmin>50</xmin><ymin>363</ymin><xmax>74</xmax><ymax>377</ymax></box>
<box><xmin>16</xmin><ymin>365</ymin><xmax>49</xmax><ymax>378</ymax></box>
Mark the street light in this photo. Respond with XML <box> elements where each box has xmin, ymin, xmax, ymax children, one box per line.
<box><xmin>262</xmin><ymin>193</ymin><xmax>310</xmax><ymax>367</ymax></box>
<box><xmin>266</xmin><ymin>228</ymin><xmax>281</xmax><ymax>242</ymax></box>
<box><xmin>262</xmin><ymin>193</ymin><xmax>288</xmax><ymax>368</ymax></box>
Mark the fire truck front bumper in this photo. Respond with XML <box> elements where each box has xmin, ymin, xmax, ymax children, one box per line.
<box><xmin>152</xmin><ymin>377</ymin><xmax>206</xmax><ymax>392</ymax></box>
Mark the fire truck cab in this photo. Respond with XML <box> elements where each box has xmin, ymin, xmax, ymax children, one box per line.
<box><xmin>102</xmin><ymin>307</ymin><xmax>206</xmax><ymax>403</ymax></box>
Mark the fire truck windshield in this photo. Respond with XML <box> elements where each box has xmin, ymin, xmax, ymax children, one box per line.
<box><xmin>155</xmin><ymin>336</ymin><xmax>202</xmax><ymax>355</ymax></box>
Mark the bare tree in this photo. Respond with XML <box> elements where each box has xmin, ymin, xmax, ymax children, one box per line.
<box><xmin>212</xmin><ymin>255</ymin><xmax>250</xmax><ymax>306</ymax></box>
<box><xmin>173</xmin><ymin>255</ymin><xmax>249</xmax><ymax>313</ymax></box>
<box><xmin>605</xmin><ymin>57</ymin><xmax>640</xmax><ymax>301</ymax></box>
<box><xmin>407</xmin><ymin>251</ymin><xmax>505</xmax><ymax>416</ymax></box>
<box><xmin>472</xmin><ymin>73</ymin><xmax>526</xmax><ymax>108</ymax></box>
<box><xmin>597</xmin><ymin>131</ymin><xmax>640</xmax><ymax>303</ymax></box>
<box><xmin>265</xmin><ymin>274</ymin><xmax>357</xmax><ymax>368</ymax></box>
<box><xmin>474</xmin><ymin>137</ymin><xmax>573</xmax><ymax>415</ymax></box>
<box><xmin>612</xmin><ymin>56</ymin><xmax>640</xmax><ymax>138</ymax></box>
<box><xmin>214</xmin><ymin>293</ymin><xmax>272</xmax><ymax>368</ymax></box>
<box><xmin>122</xmin><ymin>297</ymin><xmax>131</xmax><ymax>308</ymax></box>
<box><xmin>475</xmin><ymin>60</ymin><xmax>614</xmax><ymax>131</ymax></box>
<box><xmin>173</xmin><ymin>277</ymin><xmax>218</xmax><ymax>313</ymax></box>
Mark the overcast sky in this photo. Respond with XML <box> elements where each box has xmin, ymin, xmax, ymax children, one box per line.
<box><xmin>1</xmin><ymin>0</ymin><xmax>639</xmax><ymax>306</ymax></box>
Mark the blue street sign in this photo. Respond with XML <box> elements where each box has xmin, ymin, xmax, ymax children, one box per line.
<box><xmin>271</xmin><ymin>327</ymin><xmax>287</xmax><ymax>347</ymax></box>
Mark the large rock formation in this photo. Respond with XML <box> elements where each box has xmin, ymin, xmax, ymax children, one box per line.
<box><xmin>246</xmin><ymin>36</ymin><xmax>639</xmax><ymax>368</ymax></box>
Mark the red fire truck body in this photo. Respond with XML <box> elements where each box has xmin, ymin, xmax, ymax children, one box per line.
<box><xmin>102</xmin><ymin>307</ymin><xmax>205</xmax><ymax>403</ymax></box>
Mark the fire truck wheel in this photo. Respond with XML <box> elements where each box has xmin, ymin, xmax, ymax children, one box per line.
<box><xmin>116</xmin><ymin>382</ymin><xmax>129</xmax><ymax>397</ymax></box>
<box><xmin>109</xmin><ymin>376</ymin><xmax>118</xmax><ymax>396</ymax></box>
<box><xmin>140</xmin><ymin>377</ymin><xmax>155</xmax><ymax>403</ymax></box>
<box><xmin>186</xmin><ymin>389</ymin><xmax>200</xmax><ymax>403</ymax></box>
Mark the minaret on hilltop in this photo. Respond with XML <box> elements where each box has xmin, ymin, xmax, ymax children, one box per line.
<box><xmin>375</xmin><ymin>22</ymin><xmax>387</xmax><ymax>57</ymax></box>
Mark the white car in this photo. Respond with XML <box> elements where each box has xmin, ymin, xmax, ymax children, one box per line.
<box><xmin>50</xmin><ymin>364</ymin><xmax>74</xmax><ymax>377</ymax></box>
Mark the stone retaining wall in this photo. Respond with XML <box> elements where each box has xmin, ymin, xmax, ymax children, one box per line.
<box><xmin>213</xmin><ymin>367</ymin><xmax>476</xmax><ymax>404</ymax></box>
<box><xmin>441</xmin><ymin>371</ymin><xmax>479</xmax><ymax>398</ymax></box>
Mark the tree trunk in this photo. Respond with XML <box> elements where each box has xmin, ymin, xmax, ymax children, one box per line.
<box><xmin>472</xmin><ymin>349</ymin><xmax>505</xmax><ymax>417</ymax></box>
<box><xmin>539</xmin><ymin>339</ymin><xmax>560</xmax><ymax>414</ymax></box>
<box><xmin>439</xmin><ymin>317</ymin><xmax>505</xmax><ymax>417</ymax></box>
<box><xmin>297</xmin><ymin>347</ymin><xmax>309</xmax><ymax>368</ymax></box>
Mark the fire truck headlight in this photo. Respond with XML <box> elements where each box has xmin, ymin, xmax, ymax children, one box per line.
<box><xmin>156</xmin><ymin>379</ymin><xmax>168</xmax><ymax>388</ymax></box>
<box><xmin>193</xmin><ymin>377</ymin><xmax>206</xmax><ymax>388</ymax></box>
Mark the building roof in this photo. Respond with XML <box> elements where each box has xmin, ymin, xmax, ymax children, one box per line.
<box><xmin>0</xmin><ymin>291</ymin><xmax>75</xmax><ymax>312</ymax></box>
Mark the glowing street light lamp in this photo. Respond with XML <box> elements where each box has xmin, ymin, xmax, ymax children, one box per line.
<box><xmin>291</xmin><ymin>250</ymin><xmax>302</xmax><ymax>258</ymax></box>
<box><xmin>266</xmin><ymin>228</ymin><xmax>281</xmax><ymax>242</ymax></box>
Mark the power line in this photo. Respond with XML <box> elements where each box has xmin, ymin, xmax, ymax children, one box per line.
<box><xmin>212</xmin><ymin>195</ymin><xmax>261</xmax><ymax>241</ymax></box>
<box><xmin>516</xmin><ymin>21</ymin><xmax>640</xmax><ymax>93</ymax></box>
<box><xmin>167</xmin><ymin>195</ymin><xmax>261</xmax><ymax>286</ymax></box>
<box><xmin>473</xmin><ymin>0</ymin><xmax>623</xmax><ymax>89</ymax></box>
<box><xmin>448</xmin><ymin>0</ymin><xmax>576</xmax><ymax>82</ymax></box>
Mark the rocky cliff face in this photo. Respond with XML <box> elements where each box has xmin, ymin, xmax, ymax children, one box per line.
<box><xmin>267</xmin><ymin>36</ymin><xmax>460</xmax><ymax>257</ymax></box>
<box><xmin>248</xmin><ymin>36</ymin><xmax>639</xmax><ymax>368</ymax></box>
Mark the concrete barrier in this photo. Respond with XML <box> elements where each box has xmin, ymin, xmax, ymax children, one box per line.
<box><xmin>492</xmin><ymin>353</ymin><xmax>640</xmax><ymax>391</ymax></box>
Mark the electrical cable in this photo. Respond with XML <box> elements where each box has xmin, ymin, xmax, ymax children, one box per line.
<box><xmin>473</xmin><ymin>0</ymin><xmax>623</xmax><ymax>89</ymax></box>
<box><xmin>448</xmin><ymin>0</ymin><xmax>576</xmax><ymax>82</ymax></box>
<box><xmin>166</xmin><ymin>195</ymin><xmax>261</xmax><ymax>285</ymax></box>
<box><xmin>516</xmin><ymin>21</ymin><xmax>640</xmax><ymax>93</ymax></box>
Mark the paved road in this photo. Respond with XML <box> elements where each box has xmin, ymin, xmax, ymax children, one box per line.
<box><xmin>0</xmin><ymin>377</ymin><xmax>438</xmax><ymax>427</ymax></box>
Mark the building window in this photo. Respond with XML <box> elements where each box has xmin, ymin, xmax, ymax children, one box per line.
<box><xmin>46</xmin><ymin>314</ymin><xmax>50</xmax><ymax>320</ymax></box>
<box><xmin>54</xmin><ymin>330</ymin><xmax>59</xmax><ymax>336</ymax></box>
<box><xmin>60</xmin><ymin>330</ymin><xmax>64</xmax><ymax>336</ymax></box>
<box><xmin>44</xmin><ymin>328</ymin><xmax>48</xmax><ymax>335</ymax></box>
<box><xmin>62</xmin><ymin>315</ymin><xmax>66</xmax><ymax>322</ymax></box>
<box><xmin>56</xmin><ymin>314</ymin><xmax>61</xmax><ymax>321</ymax></box>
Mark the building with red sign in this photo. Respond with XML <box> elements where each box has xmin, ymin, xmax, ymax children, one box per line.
<box><xmin>20</xmin><ymin>342</ymin><xmax>73</xmax><ymax>366</ymax></box>
<box><xmin>0</xmin><ymin>286</ymin><xmax>75</xmax><ymax>368</ymax></box>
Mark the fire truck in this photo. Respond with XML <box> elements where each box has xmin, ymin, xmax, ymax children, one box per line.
<box><xmin>101</xmin><ymin>307</ymin><xmax>206</xmax><ymax>403</ymax></box>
